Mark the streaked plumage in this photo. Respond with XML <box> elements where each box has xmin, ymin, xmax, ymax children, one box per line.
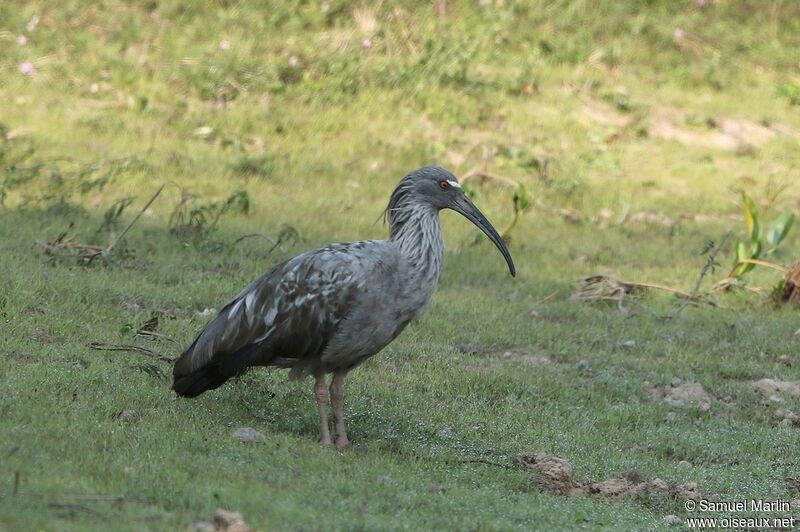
<box><xmin>173</xmin><ymin>166</ymin><xmax>515</xmax><ymax>447</ymax></box>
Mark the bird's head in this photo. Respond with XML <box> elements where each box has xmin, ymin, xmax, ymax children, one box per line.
<box><xmin>387</xmin><ymin>166</ymin><xmax>516</xmax><ymax>277</ymax></box>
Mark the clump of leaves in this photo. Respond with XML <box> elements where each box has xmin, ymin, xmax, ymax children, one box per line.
<box><xmin>729</xmin><ymin>191</ymin><xmax>793</xmax><ymax>279</ymax></box>
<box><xmin>169</xmin><ymin>189</ymin><xmax>251</xmax><ymax>243</ymax></box>
<box><xmin>96</xmin><ymin>196</ymin><xmax>134</xmax><ymax>236</ymax></box>
<box><xmin>76</xmin><ymin>156</ymin><xmax>147</xmax><ymax>194</ymax></box>
<box><xmin>778</xmin><ymin>80</ymin><xmax>800</xmax><ymax>106</ymax></box>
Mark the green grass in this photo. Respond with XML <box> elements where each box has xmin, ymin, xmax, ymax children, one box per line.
<box><xmin>2</xmin><ymin>1</ymin><xmax>800</xmax><ymax>530</ymax></box>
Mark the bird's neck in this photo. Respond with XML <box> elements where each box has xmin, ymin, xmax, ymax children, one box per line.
<box><xmin>389</xmin><ymin>203</ymin><xmax>444</xmax><ymax>281</ymax></box>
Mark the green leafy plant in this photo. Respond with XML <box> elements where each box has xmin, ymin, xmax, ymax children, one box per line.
<box><xmin>96</xmin><ymin>196</ymin><xmax>134</xmax><ymax>236</ymax></box>
<box><xmin>729</xmin><ymin>191</ymin><xmax>794</xmax><ymax>278</ymax></box>
<box><xmin>169</xmin><ymin>189</ymin><xmax>251</xmax><ymax>243</ymax></box>
<box><xmin>778</xmin><ymin>80</ymin><xmax>800</xmax><ymax>106</ymax></box>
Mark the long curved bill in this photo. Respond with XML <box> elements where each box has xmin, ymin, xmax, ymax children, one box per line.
<box><xmin>450</xmin><ymin>194</ymin><xmax>516</xmax><ymax>277</ymax></box>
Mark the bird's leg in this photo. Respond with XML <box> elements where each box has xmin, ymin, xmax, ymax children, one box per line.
<box><xmin>314</xmin><ymin>374</ymin><xmax>332</xmax><ymax>447</ymax></box>
<box><xmin>329</xmin><ymin>371</ymin><xmax>349</xmax><ymax>449</ymax></box>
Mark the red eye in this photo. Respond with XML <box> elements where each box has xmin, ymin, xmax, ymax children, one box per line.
<box><xmin>439</xmin><ymin>181</ymin><xmax>449</xmax><ymax>190</ymax></box>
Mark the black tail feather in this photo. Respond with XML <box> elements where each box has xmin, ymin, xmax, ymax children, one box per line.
<box><xmin>172</xmin><ymin>364</ymin><xmax>230</xmax><ymax>398</ymax></box>
<box><xmin>172</xmin><ymin>341</ymin><xmax>267</xmax><ymax>398</ymax></box>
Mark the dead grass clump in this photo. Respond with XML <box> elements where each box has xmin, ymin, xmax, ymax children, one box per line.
<box><xmin>772</xmin><ymin>260</ymin><xmax>800</xmax><ymax>305</ymax></box>
<box><xmin>572</xmin><ymin>275</ymin><xmax>697</xmax><ymax>312</ymax></box>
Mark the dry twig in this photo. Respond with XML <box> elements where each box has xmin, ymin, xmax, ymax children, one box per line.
<box><xmin>88</xmin><ymin>342</ymin><xmax>174</xmax><ymax>363</ymax></box>
<box><xmin>84</xmin><ymin>185</ymin><xmax>164</xmax><ymax>264</ymax></box>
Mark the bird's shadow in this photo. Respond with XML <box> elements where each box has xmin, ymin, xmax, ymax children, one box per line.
<box><xmin>219</xmin><ymin>369</ymin><xmax>499</xmax><ymax>465</ymax></box>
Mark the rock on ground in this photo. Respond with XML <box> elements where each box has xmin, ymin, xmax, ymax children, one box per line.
<box><xmin>232</xmin><ymin>427</ymin><xmax>267</xmax><ymax>443</ymax></box>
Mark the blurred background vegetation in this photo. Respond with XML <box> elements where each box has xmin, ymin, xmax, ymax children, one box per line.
<box><xmin>2</xmin><ymin>1</ymin><xmax>798</xmax><ymax>226</ymax></box>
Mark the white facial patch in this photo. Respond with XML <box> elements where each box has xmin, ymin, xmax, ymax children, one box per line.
<box><xmin>447</xmin><ymin>180</ymin><xmax>461</xmax><ymax>189</ymax></box>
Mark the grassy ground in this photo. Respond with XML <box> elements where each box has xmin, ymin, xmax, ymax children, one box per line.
<box><xmin>2</xmin><ymin>1</ymin><xmax>800</xmax><ymax>530</ymax></box>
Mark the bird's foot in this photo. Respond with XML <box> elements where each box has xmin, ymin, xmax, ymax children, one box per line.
<box><xmin>335</xmin><ymin>436</ymin><xmax>350</xmax><ymax>449</ymax></box>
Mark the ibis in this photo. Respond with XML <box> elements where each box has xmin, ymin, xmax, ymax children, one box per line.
<box><xmin>173</xmin><ymin>166</ymin><xmax>515</xmax><ymax>448</ymax></box>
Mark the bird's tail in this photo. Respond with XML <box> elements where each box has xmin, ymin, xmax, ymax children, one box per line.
<box><xmin>172</xmin><ymin>336</ymin><xmax>263</xmax><ymax>398</ymax></box>
<box><xmin>172</xmin><ymin>363</ymin><xmax>229</xmax><ymax>398</ymax></box>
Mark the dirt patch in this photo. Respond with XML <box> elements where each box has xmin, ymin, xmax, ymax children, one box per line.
<box><xmin>788</xmin><ymin>478</ymin><xmax>800</xmax><ymax>497</ymax></box>
<box><xmin>513</xmin><ymin>453</ymin><xmax>699</xmax><ymax>501</ymax></box>
<box><xmin>116</xmin><ymin>296</ymin><xmax>145</xmax><ymax>311</ymax></box>
<box><xmin>29</xmin><ymin>328</ymin><xmax>61</xmax><ymax>344</ymax></box>
<box><xmin>644</xmin><ymin>381</ymin><xmax>712</xmax><ymax>410</ymax></box>
<box><xmin>116</xmin><ymin>410</ymin><xmax>138</xmax><ymax>423</ymax></box>
<box><xmin>194</xmin><ymin>509</ymin><xmax>253</xmax><ymax>532</ymax></box>
<box><xmin>775</xmin><ymin>409</ymin><xmax>800</xmax><ymax>428</ymax></box>
<box><xmin>1</xmin><ymin>350</ymin><xmax>36</xmax><ymax>362</ymax></box>
<box><xmin>751</xmin><ymin>379</ymin><xmax>800</xmax><ymax>400</ymax></box>
<box><xmin>577</xmin><ymin>102</ymin><xmax>631</xmax><ymax>129</ymax></box>
<box><xmin>648</xmin><ymin>108</ymin><xmax>800</xmax><ymax>153</ymax></box>
<box><xmin>627</xmin><ymin>211</ymin><xmax>676</xmax><ymax>228</ymax></box>
<box><xmin>513</xmin><ymin>453</ymin><xmax>583</xmax><ymax>496</ymax></box>
<box><xmin>650</xmin><ymin>119</ymin><xmax>739</xmax><ymax>152</ymax></box>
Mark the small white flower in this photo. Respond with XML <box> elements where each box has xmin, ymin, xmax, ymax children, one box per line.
<box><xmin>19</xmin><ymin>61</ymin><xmax>36</xmax><ymax>76</ymax></box>
<box><xmin>17</xmin><ymin>35</ymin><xmax>27</xmax><ymax>46</ymax></box>
<box><xmin>219</xmin><ymin>40</ymin><xmax>230</xmax><ymax>50</ymax></box>
<box><xmin>288</xmin><ymin>55</ymin><xmax>298</xmax><ymax>67</ymax></box>
<box><xmin>673</xmin><ymin>27</ymin><xmax>686</xmax><ymax>40</ymax></box>
<box><xmin>361</xmin><ymin>38</ymin><xmax>372</xmax><ymax>49</ymax></box>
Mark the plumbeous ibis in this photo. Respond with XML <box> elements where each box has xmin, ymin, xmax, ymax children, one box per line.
<box><xmin>173</xmin><ymin>166</ymin><xmax>515</xmax><ymax>448</ymax></box>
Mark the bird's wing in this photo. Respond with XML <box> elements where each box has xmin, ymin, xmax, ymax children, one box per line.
<box><xmin>173</xmin><ymin>241</ymin><xmax>397</xmax><ymax>379</ymax></box>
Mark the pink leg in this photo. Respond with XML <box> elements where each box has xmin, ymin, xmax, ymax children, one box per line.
<box><xmin>330</xmin><ymin>371</ymin><xmax>350</xmax><ymax>449</ymax></box>
<box><xmin>314</xmin><ymin>374</ymin><xmax>332</xmax><ymax>447</ymax></box>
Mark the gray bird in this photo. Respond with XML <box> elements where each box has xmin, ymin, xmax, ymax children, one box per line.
<box><xmin>172</xmin><ymin>166</ymin><xmax>515</xmax><ymax>448</ymax></box>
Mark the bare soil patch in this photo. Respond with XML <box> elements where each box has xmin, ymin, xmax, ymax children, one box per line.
<box><xmin>648</xmin><ymin>108</ymin><xmax>799</xmax><ymax>153</ymax></box>
<box><xmin>29</xmin><ymin>328</ymin><xmax>62</xmax><ymax>344</ymax></box>
<box><xmin>194</xmin><ymin>509</ymin><xmax>254</xmax><ymax>532</ymax></box>
<box><xmin>513</xmin><ymin>453</ymin><xmax>700</xmax><ymax>501</ymax></box>
<box><xmin>774</xmin><ymin>409</ymin><xmax>800</xmax><ymax>427</ymax></box>
<box><xmin>577</xmin><ymin>102</ymin><xmax>632</xmax><ymax>129</ymax></box>
<box><xmin>644</xmin><ymin>381</ymin><xmax>712</xmax><ymax>410</ymax></box>
<box><xmin>751</xmin><ymin>379</ymin><xmax>800</xmax><ymax>399</ymax></box>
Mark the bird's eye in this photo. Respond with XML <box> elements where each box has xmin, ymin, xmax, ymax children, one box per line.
<box><xmin>439</xmin><ymin>180</ymin><xmax>449</xmax><ymax>190</ymax></box>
